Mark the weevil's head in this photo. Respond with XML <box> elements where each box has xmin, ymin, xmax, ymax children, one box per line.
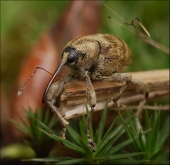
<box><xmin>42</xmin><ymin>37</ymin><xmax>100</xmax><ymax>103</ymax></box>
<box><xmin>62</xmin><ymin>38</ymin><xmax>100</xmax><ymax>71</ymax></box>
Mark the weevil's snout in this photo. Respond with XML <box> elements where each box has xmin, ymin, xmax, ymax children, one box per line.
<box><xmin>42</xmin><ymin>47</ymin><xmax>79</xmax><ymax>103</ymax></box>
<box><xmin>42</xmin><ymin>60</ymin><xmax>66</xmax><ymax>103</ymax></box>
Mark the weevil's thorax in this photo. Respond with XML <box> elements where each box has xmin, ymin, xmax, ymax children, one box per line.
<box><xmin>61</xmin><ymin>37</ymin><xmax>100</xmax><ymax>75</ymax></box>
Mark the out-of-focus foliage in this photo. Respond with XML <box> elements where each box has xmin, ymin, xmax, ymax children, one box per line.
<box><xmin>1</xmin><ymin>2</ymin><xmax>169</xmax><ymax>163</ymax></box>
<box><xmin>102</xmin><ymin>1</ymin><xmax>169</xmax><ymax>72</ymax></box>
<box><xmin>10</xmin><ymin>108</ymin><xmax>58</xmax><ymax>158</ymax></box>
<box><xmin>6</xmin><ymin>107</ymin><xmax>169</xmax><ymax>164</ymax></box>
<box><xmin>1</xmin><ymin>1</ymin><xmax>68</xmax><ymax>93</ymax></box>
<box><xmin>1</xmin><ymin>1</ymin><xmax>169</xmax><ymax>94</ymax></box>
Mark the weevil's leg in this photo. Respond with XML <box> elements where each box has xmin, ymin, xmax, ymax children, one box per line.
<box><xmin>128</xmin><ymin>78</ymin><xmax>149</xmax><ymax>117</ymax></box>
<box><xmin>46</xmin><ymin>100</ymin><xmax>69</xmax><ymax>139</ymax></box>
<box><xmin>112</xmin><ymin>82</ymin><xmax>128</xmax><ymax>108</ymax></box>
<box><xmin>102</xmin><ymin>73</ymin><xmax>132</xmax><ymax>108</ymax></box>
<box><xmin>85</xmin><ymin>106</ymin><xmax>96</xmax><ymax>152</ymax></box>
<box><xmin>83</xmin><ymin>72</ymin><xmax>97</xmax><ymax>152</ymax></box>
<box><xmin>101</xmin><ymin>73</ymin><xmax>149</xmax><ymax>116</ymax></box>
<box><xmin>46</xmin><ymin>74</ymin><xmax>73</xmax><ymax>139</ymax></box>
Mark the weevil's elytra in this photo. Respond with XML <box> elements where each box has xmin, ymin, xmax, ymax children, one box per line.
<box><xmin>42</xmin><ymin>34</ymin><xmax>149</xmax><ymax>151</ymax></box>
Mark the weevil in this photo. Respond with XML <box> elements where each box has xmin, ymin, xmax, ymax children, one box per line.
<box><xmin>41</xmin><ymin>34</ymin><xmax>149</xmax><ymax>151</ymax></box>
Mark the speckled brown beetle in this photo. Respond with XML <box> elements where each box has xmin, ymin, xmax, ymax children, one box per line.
<box><xmin>42</xmin><ymin>34</ymin><xmax>149</xmax><ymax>151</ymax></box>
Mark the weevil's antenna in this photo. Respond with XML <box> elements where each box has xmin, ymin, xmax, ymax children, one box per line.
<box><xmin>17</xmin><ymin>66</ymin><xmax>52</xmax><ymax>97</ymax></box>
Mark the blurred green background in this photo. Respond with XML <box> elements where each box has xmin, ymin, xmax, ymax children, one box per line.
<box><xmin>1</xmin><ymin>1</ymin><xmax>169</xmax><ymax>96</ymax></box>
<box><xmin>1</xmin><ymin>1</ymin><xmax>169</xmax><ymax>95</ymax></box>
<box><xmin>0</xmin><ymin>1</ymin><xmax>169</xmax><ymax>162</ymax></box>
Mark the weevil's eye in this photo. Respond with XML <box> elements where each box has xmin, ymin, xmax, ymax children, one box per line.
<box><xmin>63</xmin><ymin>47</ymin><xmax>78</xmax><ymax>64</ymax></box>
<box><xmin>67</xmin><ymin>54</ymin><xmax>75</xmax><ymax>63</ymax></box>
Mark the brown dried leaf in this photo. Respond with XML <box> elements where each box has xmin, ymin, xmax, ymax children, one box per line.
<box><xmin>10</xmin><ymin>1</ymin><xmax>101</xmax><ymax>138</ymax></box>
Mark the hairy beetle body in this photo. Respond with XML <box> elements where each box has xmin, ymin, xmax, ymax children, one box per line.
<box><xmin>63</xmin><ymin>34</ymin><xmax>132</xmax><ymax>80</ymax></box>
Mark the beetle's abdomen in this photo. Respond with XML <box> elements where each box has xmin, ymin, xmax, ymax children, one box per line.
<box><xmin>89</xmin><ymin>34</ymin><xmax>132</xmax><ymax>78</ymax></box>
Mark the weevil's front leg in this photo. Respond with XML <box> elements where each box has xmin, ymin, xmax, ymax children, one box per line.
<box><xmin>82</xmin><ymin>71</ymin><xmax>96</xmax><ymax>151</ymax></box>
<box><xmin>102</xmin><ymin>73</ymin><xmax>149</xmax><ymax>116</ymax></box>
<box><xmin>46</xmin><ymin>74</ymin><xmax>72</xmax><ymax>139</ymax></box>
<box><xmin>46</xmin><ymin>100</ymin><xmax>68</xmax><ymax>138</ymax></box>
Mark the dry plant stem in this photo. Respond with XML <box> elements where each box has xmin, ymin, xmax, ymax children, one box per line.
<box><xmin>58</xmin><ymin>69</ymin><xmax>169</xmax><ymax>119</ymax></box>
<box><xmin>104</xmin><ymin>3</ymin><xmax>169</xmax><ymax>54</ymax></box>
<box><xmin>118</xmin><ymin>105</ymin><xmax>169</xmax><ymax>111</ymax></box>
<box><xmin>125</xmin><ymin>18</ymin><xmax>169</xmax><ymax>54</ymax></box>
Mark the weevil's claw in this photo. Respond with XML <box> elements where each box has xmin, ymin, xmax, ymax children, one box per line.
<box><xmin>113</xmin><ymin>99</ymin><xmax>118</xmax><ymax>107</ymax></box>
<box><xmin>60</xmin><ymin>136</ymin><xmax>65</xmax><ymax>139</ymax></box>
<box><xmin>17</xmin><ymin>91</ymin><xmax>22</xmax><ymax>97</ymax></box>
<box><xmin>88</xmin><ymin>140</ymin><xmax>96</xmax><ymax>152</ymax></box>
<box><xmin>60</xmin><ymin>127</ymin><xmax>66</xmax><ymax>139</ymax></box>
<box><xmin>113</xmin><ymin>99</ymin><xmax>126</xmax><ymax>109</ymax></box>
<box><xmin>60</xmin><ymin>135</ymin><xmax>65</xmax><ymax>145</ymax></box>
